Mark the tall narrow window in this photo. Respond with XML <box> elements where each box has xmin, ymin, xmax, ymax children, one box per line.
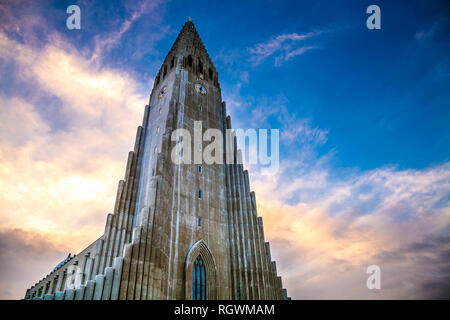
<box><xmin>163</xmin><ymin>65</ymin><xmax>167</xmax><ymax>78</ymax></box>
<box><xmin>198</xmin><ymin>58</ymin><xmax>203</xmax><ymax>74</ymax></box>
<box><xmin>208</xmin><ymin>68</ymin><xmax>213</xmax><ymax>81</ymax></box>
<box><xmin>199</xmin><ymin>105</ymin><xmax>203</xmax><ymax>112</ymax></box>
<box><xmin>198</xmin><ymin>189</ymin><xmax>202</xmax><ymax>199</ymax></box>
<box><xmin>198</xmin><ymin>165</ymin><xmax>202</xmax><ymax>173</ymax></box>
<box><xmin>198</xmin><ymin>217</ymin><xmax>202</xmax><ymax>227</ymax></box>
<box><xmin>192</xmin><ymin>255</ymin><xmax>206</xmax><ymax>300</ymax></box>
<box><xmin>170</xmin><ymin>56</ymin><xmax>175</xmax><ymax>69</ymax></box>
<box><xmin>187</xmin><ymin>55</ymin><xmax>193</xmax><ymax>67</ymax></box>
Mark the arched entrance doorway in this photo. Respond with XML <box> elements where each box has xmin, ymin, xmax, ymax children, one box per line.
<box><xmin>184</xmin><ymin>240</ymin><xmax>217</xmax><ymax>299</ymax></box>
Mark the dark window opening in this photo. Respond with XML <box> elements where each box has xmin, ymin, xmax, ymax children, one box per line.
<box><xmin>192</xmin><ymin>255</ymin><xmax>206</xmax><ymax>300</ymax></box>
<box><xmin>170</xmin><ymin>56</ymin><xmax>175</xmax><ymax>69</ymax></box>
<box><xmin>198</xmin><ymin>217</ymin><xmax>202</xmax><ymax>227</ymax></box>
<box><xmin>163</xmin><ymin>65</ymin><xmax>167</xmax><ymax>78</ymax></box>
<box><xmin>198</xmin><ymin>189</ymin><xmax>202</xmax><ymax>199</ymax></box>
<box><xmin>187</xmin><ymin>55</ymin><xmax>193</xmax><ymax>67</ymax></box>
<box><xmin>198</xmin><ymin>58</ymin><xmax>203</xmax><ymax>74</ymax></box>
<box><xmin>208</xmin><ymin>68</ymin><xmax>213</xmax><ymax>81</ymax></box>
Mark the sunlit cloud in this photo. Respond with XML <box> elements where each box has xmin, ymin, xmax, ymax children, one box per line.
<box><xmin>0</xmin><ymin>30</ymin><xmax>148</xmax><ymax>298</ymax></box>
<box><xmin>250</xmin><ymin>160</ymin><xmax>450</xmax><ymax>299</ymax></box>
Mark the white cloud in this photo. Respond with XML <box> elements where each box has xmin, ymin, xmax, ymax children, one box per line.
<box><xmin>90</xmin><ymin>0</ymin><xmax>164</xmax><ymax>62</ymax></box>
<box><xmin>248</xmin><ymin>31</ymin><xmax>320</xmax><ymax>66</ymax></box>
<box><xmin>281</xmin><ymin>117</ymin><xmax>328</xmax><ymax>145</ymax></box>
<box><xmin>275</xmin><ymin>45</ymin><xmax>317</xmax><ymax>66</ymax></box>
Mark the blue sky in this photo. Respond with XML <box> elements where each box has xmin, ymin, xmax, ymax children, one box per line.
<box><xmin>64</xmin><ymin>0</ymin><xmax>450</xmax><ymax>170</ymax></box>
<box><xmin>0</xmin><ymin>0</ymin><xmax>449</xmax><ymax>299</ymax></box>
<box><xmin>3</xmin><ymin>0</ymin><xmax>449</xmax><ymax>170</ymax></box>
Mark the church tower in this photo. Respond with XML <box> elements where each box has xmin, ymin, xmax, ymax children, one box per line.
<box><xmin>24</xmin><ymin>20</ymin><xmax>289</xmax><ymax>300</ymax></box>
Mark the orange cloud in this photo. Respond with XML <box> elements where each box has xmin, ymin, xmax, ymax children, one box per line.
<box><xmin>0</xmin><ymin>31</ymin><xmax>148</xmax><ymax>298</ymax></box>
<box><xmin>249</xmin><ymin>162</ymin><xmax>450</xmax><ymax>299</ymax></box>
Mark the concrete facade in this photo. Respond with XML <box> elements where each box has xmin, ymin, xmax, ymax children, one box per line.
<box><xmin>24</xmin><ymin>21</ymin><xmax>289</xmax><ymax>300</ymax></box>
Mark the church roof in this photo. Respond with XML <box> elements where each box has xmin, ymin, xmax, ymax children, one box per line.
<box><xmin>51</xmin><ymin>253</ymin><xmax>72</xmax><ymax>273</ymax></box>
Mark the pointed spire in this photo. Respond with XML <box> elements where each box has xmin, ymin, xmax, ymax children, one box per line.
<box><xmin>166</xmin><ymin>19</ymin><xmax>215</xmax><ymax>69</ymax></box>
<box><xmin>151</xmin><ymin>18</ymin><xmax>219</xmax><ymax>92</ymax></box>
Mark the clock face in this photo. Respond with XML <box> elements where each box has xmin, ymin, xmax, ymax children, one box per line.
<box><xmin>195</xmin><ymin>83</ymin><xmax>206</xmax><ymax>95</ymax></box>
<box><xmin>158</xmin><ymin>86</ymin><xmax>167</xmax><ymax>99</ymax></box>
